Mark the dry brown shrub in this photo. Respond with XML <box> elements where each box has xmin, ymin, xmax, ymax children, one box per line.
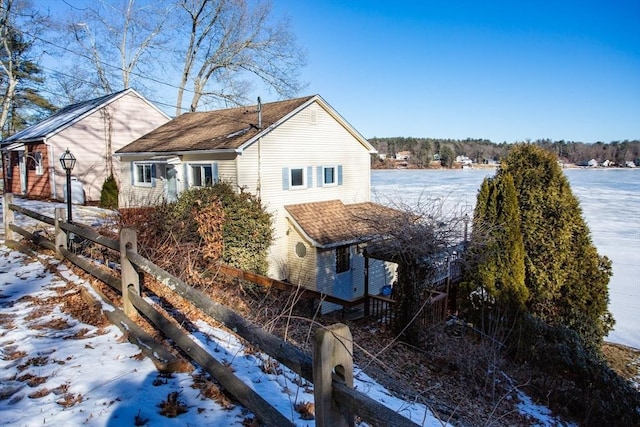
<box><xmin>191</xmin><ymin>373</ymin><xmax>235</xmax><ymax>409</ymax></box>
<box><xmin>56</xmin><ymin>392</ymin><xmax>83</xmax><ymax>407</ymax></box>
<box><xmin>259</xmin><ymin>358</ymin><xmax>282</xmax><ymax>376</ymax></box>
<box><xmin>294</xmin><ymin>401</ymin><xmax>315</xmax><ymax>420</ymax></box>
<box><xmin>158</xmin><ymin>391</ymin><xmax>188</xmax><ymax>418</ymax></box>
<box><xmin>194</xmin><ymin>201</ymin><xmax>224</xmax><ymax>262</ymax></box>
<box><xmin>52</xmin><ymin>383</ymin><xmax>69</xmax><ymax>395</ymax></box>
<box><xmin>241</xmin><ymin>416</ymin><xmax>263</xmax><ymax>426</ymax></box>
<box><xmin>134</xmin><ymin>410</ymin><xmax>149</xmax><ymax>426</ymax></box>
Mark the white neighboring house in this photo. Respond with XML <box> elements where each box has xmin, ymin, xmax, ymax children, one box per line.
<box><xmin>114</xmin><ymin>95</ymin><xmax>397</xmax><ymax>309</ymax></box>
<box><xmin>1</xmin><ymin>89</ymin><xmax>170</xmax><ymax>202</ymax></box>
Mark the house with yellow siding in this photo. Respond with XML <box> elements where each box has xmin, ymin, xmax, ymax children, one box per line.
<box><xmin>115</xmin><ymin>95</ymin><xmax>397</xmax><ymax>309</ymax></box>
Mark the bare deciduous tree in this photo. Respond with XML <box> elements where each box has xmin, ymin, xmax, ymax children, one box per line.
<box><xmin>64</xmin><ymin>0</ymin><xmax>174</xmax><ymax>94</ymax></box>
<box><xmin>363</xmin><ymin>195</ymin><xmax>472</xmax><ymax>345</ymax></box>
<box><xmin>175</xmin><ymin>0</ymin><xmax>307</xmax><ymax>114</ymax></box>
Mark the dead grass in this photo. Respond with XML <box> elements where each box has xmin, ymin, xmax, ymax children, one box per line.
<box><xmin>16</xmin><ymin>373</ymin><xmax>48</xmax><ymax>387</ymax></box>
<box><xmin>28</xmin><ymin>387</ymin><xmax>51</xmax><ymax>399</ymax></box>
<box><xmin>17</xmin><ymin>356</ymin><xmax>49</xmax><ymax>372</ymax></box>
<box><xmin>1</xmin><ymin>344</ymin><xmax>26</xmax><ymax>361</ymax></box>
<box><xmin>603</xmin><ymin>342</ymin><xmax>640</xmax><ymax>385</ymax></box>
<box><xmin>191</xmin><ymin>373</ymin><xmax>235</xmax><ymax>409</ymax></box>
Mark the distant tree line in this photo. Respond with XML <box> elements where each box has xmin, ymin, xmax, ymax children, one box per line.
<box><xmin>369</xmin><ymin>137</ymin><xmax>640</xmax><ymax>168</ymax></box>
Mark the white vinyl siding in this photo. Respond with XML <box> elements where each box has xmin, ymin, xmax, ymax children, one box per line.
<box><xmin>367</xmin><ymin>259</ymin><xmax>398</xmax><ymax>296</ymax></box>
<box><xmin>118</xmin><ymin>158</ymin><xmax>166</xmax><ymax>207</ymax></box>
<box><xmin>237</xmin><ymin>101</ymin><xmax>371</xmax><ymax>279</ymax></box>
<box><xmin>286</xmin><ymin>228</ymin><xmax>317</xmax><ymax>289</ymax></box>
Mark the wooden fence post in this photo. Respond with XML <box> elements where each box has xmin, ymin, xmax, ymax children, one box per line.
<box><xmin>54</xmin><ymin>207</ymin><xmax>67</xmax><ymax>258</ymax></box>
<box><xmin>3</xmin><ymin>193</ymin><xmax>14</xmax><ymax>242</ymax></box>
<box><xmin>120</xmin><ymin>227</ymin><xmax>140</xmax><ymax>319</ymax></box>
<box><xmin>313</xmin><ymin>323</ymin><xmax>354</xmax><ymax>427</ymax></box>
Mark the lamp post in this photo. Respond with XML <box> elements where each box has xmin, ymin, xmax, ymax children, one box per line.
<box><xmin>60</xmin><ymin>148</ymin><xmax>76</xmax><ymax>223</ymax></box>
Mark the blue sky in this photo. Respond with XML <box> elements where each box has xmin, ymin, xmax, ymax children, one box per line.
<box><xmin>39</xmin><ymin>0</ymin><xmax>640</xmax><ymax>143</ymax></box>
<box><xmin>271</xmin><ymin>0</ymin><xmax>640</xmax><ymax>142</ymax></box>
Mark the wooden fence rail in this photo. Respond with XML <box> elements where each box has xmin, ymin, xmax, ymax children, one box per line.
<box><xmin>2</xmin><ymin>194</ymin><xmax>432</xmax><ymax>427</ymax></box>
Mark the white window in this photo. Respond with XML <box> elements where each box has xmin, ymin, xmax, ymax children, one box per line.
<box><xmin>290</xmin><ymin>167</ymin><xmax>305</xmax><ymax>188</ymax></box>
<box><xmin>34</xmin><ymin>152</ymin><xmax>43</xmax><ymax>176</ymax></box>
<box><xmin>317</xmin><ymin>165</ymin><xmax>343</xmax><ymax>187</ymax></box>
<box><xmin>134</xmin><ymin>163</ymin><xmax>153</xmax><ymax>186</ymax></box>
<box><xmin>282</xmin><ymin>166</ymin><xmax>311</xmax><ymax>190</ymax></box>
<box><xmin>323</xmin><ymin>166</ymin><xmax>336</xmax><ymax>185</ymax></box>
<box><xmin>190</xmin><ymin>163</ymin><xmax>217</xmax><ymax>187</ymax></box>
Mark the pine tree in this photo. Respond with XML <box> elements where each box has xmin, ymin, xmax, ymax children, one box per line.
<box><xmin>1</xmin><ymin>0</ymin><xmax>54</xmax><ymax>136</ymax></box>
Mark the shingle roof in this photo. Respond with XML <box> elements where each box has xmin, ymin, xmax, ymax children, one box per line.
<box><xmin>2</xmin><ymin>89</ymin><xmax>133</xmax><ymax>144</ymax></box>
<box><xmin>285</xmin><ymin>200</ymin><xmax>404</xmax><ymax>248</ymax></box>
<box><xmin>116</xmin><ymin>95</ymin><xmax>316</xmax><ymax>154</ymax></box>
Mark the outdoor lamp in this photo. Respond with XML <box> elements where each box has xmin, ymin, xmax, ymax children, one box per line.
<box><xmin>60</xmin><ymin>148</ymin><xmax>76</xmax><ymax>223</ymax></box>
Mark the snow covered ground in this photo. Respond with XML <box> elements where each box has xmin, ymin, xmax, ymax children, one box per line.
<box><xmin>0</xmin><ymin>197</ymin><xmax>570</xmax><ymax>426</ymax></box>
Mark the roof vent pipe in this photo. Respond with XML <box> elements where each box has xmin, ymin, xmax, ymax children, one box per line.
<box><xmin>257</xmin><ymin>97</ymin><xmax>262</xmax><ymax>129</ymax></box>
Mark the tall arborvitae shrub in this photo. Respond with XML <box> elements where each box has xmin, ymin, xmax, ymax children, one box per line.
<box><xmin>99</xmin><ymin>174</ymin><xmax>119</xmax><ymax>209</ymax></box>
<box><xmin>464</xmin><ymin>173</ymin><xmax>527</xmax><ymax>314</ymax></box>
<box><xmin>499</xmin><ymin>144</ymin><xmax>613</xmax><ymax>350</ymax></box>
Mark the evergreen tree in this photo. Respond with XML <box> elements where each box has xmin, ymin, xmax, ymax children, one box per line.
<box><xmin>498</xmin><ymin>144</ymin><xmax>613</xmax><ymax>349</ymax></box>
<box><xmin>1</xmin><ymin>0</ymin><xmax>54</xmax><ymax>137</ymax></box>
<box><xmin>99</xmin><ymin>174</ymin><xmax>119</xmax><ymax>209</ymax></box>
<box><xmin>466</xmin><ymin>173</ymin><xmax>527</xmax><ymax>312</ymax></box>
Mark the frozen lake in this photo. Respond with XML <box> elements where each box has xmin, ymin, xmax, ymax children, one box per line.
<box><xmin>372</xmin><ymin>168</ymin><xmax>640</xmax><ymax>349</ymax></box>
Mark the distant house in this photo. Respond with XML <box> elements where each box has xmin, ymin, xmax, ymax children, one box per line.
<box><xmin>114</xmin><ymin>95</ymin><xmax>398</xmax><ymax>309</ymax></box>
<box><xmin>455</xmin><ymin>155</ymin><xmax>473</xmax><ymax>167</ymax></box>
<box><xmin>625</xmin><ymin>161</ymin><xmax>637</xmax><ymax>168</ymax></box>
<box><xmin>1</xmin><ymin>89</ymin><xmax>170</xmax><ymax>203</ymax></box>
<box><xmin>395</xmin><ymin>150</ymin><xmax>411</xmax><ymax>161</ymax></box>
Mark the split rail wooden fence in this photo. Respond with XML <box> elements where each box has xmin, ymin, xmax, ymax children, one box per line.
<box><xmin>2</xmin><ymin>193</ymin><xmax>435</xmax><ymax>427</ymax></box>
